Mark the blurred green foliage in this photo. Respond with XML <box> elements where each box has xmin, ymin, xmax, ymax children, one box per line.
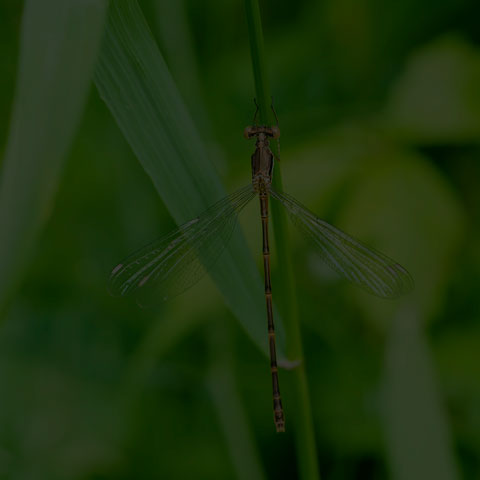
<box><xmin>1</xmin><ymin>0</ymin><xmax>480</xmax><ymax>479</ymax></box>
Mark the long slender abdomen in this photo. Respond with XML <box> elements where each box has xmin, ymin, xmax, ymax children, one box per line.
<box><xmin>259</xmin><ymin>193</ymin><xmax>285</xmax><ymax>432</ymax></box>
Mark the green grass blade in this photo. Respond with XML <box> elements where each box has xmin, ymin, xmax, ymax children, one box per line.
<box><xmin>0</xmin><ymin>0</ymin><xmax>108</xmax><ymax>316</ymax></box>
<box><xmin>206</xmin><ymin>324</ymin><xmax>267</xmax><ymax>480</ymax></box>
<box><xmin>244</xmin><ymin>1</ymin><xmax>320</xmax><ymax>477</ymax></box>
<box><xmin>384</xmin><ymin>306</ymin><xmax>460</xmax><ymax>480</ymax></box>
<box><xmin>93</xmin><ymin>0</ymin><xmax>285</xmax><ymax>359</ymax></box>
<box><xmin>244</xmin><ymin>0</ymin><xmax>272</xmax><ymax>126</ymax></box>
<box><xmin>339</xmin><ymin>154</ymin><xmax>464</xmax><ymax>480</ymax></box>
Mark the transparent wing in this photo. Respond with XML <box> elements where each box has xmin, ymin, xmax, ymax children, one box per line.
<box><xmin>270</xmin><ymin>188</ymin><xmax>414</xmax><ymax>298</ymax></box>
<box><xmin>109</xmin><ymin>185</ymin><xmax>256</xmax><ymax>306</ymax></box>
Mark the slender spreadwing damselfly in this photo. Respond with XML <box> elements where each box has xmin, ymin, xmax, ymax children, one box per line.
<box><xmin>109</xmin><ymin>117</ymin><xmax>413</xmax><ymax>433</ymax></box>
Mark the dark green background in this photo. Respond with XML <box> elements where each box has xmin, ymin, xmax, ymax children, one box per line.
<box><xmin>1</xmin><ymin>0</ymin><xmax>479</xmax><ymax>478</ymax></box>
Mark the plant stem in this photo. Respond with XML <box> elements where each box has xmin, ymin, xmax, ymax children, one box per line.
<box><xmin>244</xmin><ymin>0</ymin><xmax>272</xmax><ymax>126</ymax></box>
<box><xmin>244</xmin><ymin>1</ymin><xmax>320</xmax><ymax>479</ymax></box>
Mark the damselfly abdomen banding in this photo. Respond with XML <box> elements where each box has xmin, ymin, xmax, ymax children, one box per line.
<box><xmin>109</xmin><ymin>121</ymin><xmax>413</xmax><ymax>433</ymax></box>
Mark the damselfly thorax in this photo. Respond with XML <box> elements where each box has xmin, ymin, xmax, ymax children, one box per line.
<box><xmin>244</xmin><ymin>125</ymin><xmax>280</xmax><ymax>193</ymax></box>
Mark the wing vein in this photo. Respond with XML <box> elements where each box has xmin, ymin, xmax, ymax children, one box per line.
<box><xmin>109</xmin><ymin>185</ymin><xmax>256</xmax><ymax>304</ymax></box>
<box><xmin>270</xmin><ymin>188</ymin><xmax>413</xmax><ymax>298</ymax></box>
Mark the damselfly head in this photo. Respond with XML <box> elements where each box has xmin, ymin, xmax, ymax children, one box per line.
<box><xmin>270</xmin><ymin>125</ymin><xmax>280</xmax><ymax>139</ymax></box>
<box><xmin>244</xmin><ymin>125</ymin><xmax>281</xmax><ymax>139</ymax></box>
<box><xmin>244</xmin><ymin>126</ymin><xmax>256</xmax><ymax>139</ymax></box>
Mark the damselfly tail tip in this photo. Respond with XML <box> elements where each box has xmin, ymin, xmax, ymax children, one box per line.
<box><xmin>274</xmin><ymin>412</ymin><xmax>285</xmax><ymax>433</ymax></box>
<box><xmin>275</xmin><ymin>421</ymin><xmax>285</xmax><ymax>433</ymax></box>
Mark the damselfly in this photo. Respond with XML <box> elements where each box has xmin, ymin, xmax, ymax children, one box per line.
<box><xmin>109</xmin><ymin>120</ymin><xmax>413</xmax><ymax>433</ymax></box>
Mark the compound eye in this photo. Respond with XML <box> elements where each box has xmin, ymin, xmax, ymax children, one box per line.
<box><xmin>270</xmin><ymin>126</ymin><xmax>280</xmax><ymax>139</ymax></box>
<box><xmin>244</xmin><ymin>126</ymin><xmax>254</xmax><ymax>139</ymax></box>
